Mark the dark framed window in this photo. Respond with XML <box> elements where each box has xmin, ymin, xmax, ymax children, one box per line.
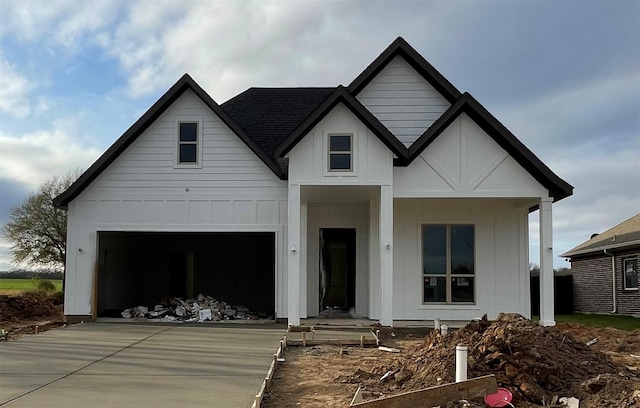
<box><xmin>328</xmin><ymin>134</ymin><xmax>352</xmax><ymax>171</ymax></box>
<box><xmin>422</xmin><ymin>225</ymin><xmax>475</xmax><ymax>303</ymax></box>
<box><xmin>624</xmin><ymin>258</ymin><xmax>638</xmax><ymax>290</ymax></box>
<box><xmin>178</xmin><ymin>122</ymin><xmax>198</xmax><ymax>164</ymax></box>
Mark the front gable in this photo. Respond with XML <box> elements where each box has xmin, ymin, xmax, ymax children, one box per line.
<box><xmin>287</xmin><ymin>102</ymin><xmax>395</xmax><ymax>184</ymax></box>
<box><xmin>54</xmin><ymin>74</ymin><xmax>282</xmax><ymax>209</ymax></box>
<box><xmin>356</xmin><ymin>55</ymin><xmax>451</xmax><ymax>147</ymax></box>
<box><xmin>394</xmin><ymin>113</ymin><xmax>547</xmax><ymax>198</ymax></box>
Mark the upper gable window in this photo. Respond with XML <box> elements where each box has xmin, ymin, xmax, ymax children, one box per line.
<box><xmin>328</xmin><ymin>134</ymin><xmax>352</xmax><ymax>171</ymax></box>
<box><xmin>175</xmin><ymin>119</ymin><xmax>203</xmax><ymax>167</ymax></box>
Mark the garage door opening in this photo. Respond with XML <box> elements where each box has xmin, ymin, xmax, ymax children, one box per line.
<box><xmin>97</xmin><ymin>232</ymin><xmax>275</xmax><ymax>318</ymax></box>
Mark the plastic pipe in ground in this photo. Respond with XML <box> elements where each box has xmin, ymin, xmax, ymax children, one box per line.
<box><xmin>455</xmin><ymin>345</ymin><xmax>468</xmax><ymax>382</ymax></box>
<box><xmin>434</xmin><ymin>318</ymin><xmax>441</xmax><ymax>331</ymax></box>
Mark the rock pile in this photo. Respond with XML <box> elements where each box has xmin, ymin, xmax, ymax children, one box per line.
<box><xmin>356</xmin><ymin>314</ymin><xmax>639</xmax><ymax>406</ymax></box>
<box><xmin>121</xmin><ymin>294</ymin><xmax>270</xmax><ymax>322</ymax></box>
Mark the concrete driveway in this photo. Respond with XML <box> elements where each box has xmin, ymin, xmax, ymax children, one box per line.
<box><xmin>0</xmin><ymin>322</ymin><xmax>286</xmax><ymax>408</ymax></box>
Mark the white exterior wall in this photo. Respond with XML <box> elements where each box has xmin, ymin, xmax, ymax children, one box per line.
<box><xmin>356</xmin><ymin>56</ymin><xmax>451</xmax><ymax>147</ymax></box>
<box><xmin>394</xmin><ymin>113</ymin><xmax>548</xmax><ymax>199</ymax></box>
<box><xmin>288</xmin><ymin>103</ymin><xmax>395</xmax><ymax>185</ymax></box>
<box><xmin>393</xmin><ymin>198</ymin><xmax>531</xmax><ymax>320</ymax></box>
<box><xmin>64</xmin><ymin>90</ymin><xmax>288</xmax><ymax>317</ymax></box>
<box><xmin>286</xmin><ymin>103</ymin><xmax>395</xmax><ymax>322</ymax></box>
<box><xmin>391</xmin><ymin>111</ymin><xmax>547</xmax><ymax>321</ymax></box>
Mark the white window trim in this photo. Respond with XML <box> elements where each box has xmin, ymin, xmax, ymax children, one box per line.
<box><xmin>174</xmin><ymin>117</ymin><xmax>203</xmax><ymax>168</ymax></box>
<box><xmin>324</xmin><ymin>133</ymin><xmax>357</xmax><ymax>176</ymax></box>
<box><xmin>421</xmin><ymin>224</ymin><xmax>476</xmax><ymax>305</ymax></box>
<box><xmin>623</xmin><ymin>257</ymin><xmax>639</xmax><ymax>291</ymax></box>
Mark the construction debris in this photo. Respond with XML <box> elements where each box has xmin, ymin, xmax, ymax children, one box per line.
<box><xmin>340</xmin><ymin>313</ymin><xmax>640</xmax><ymax>407</ymax></box>
<box><xmin>350</xmin><ymin>374</ymin><xmax>497</xmax><ymax>408</ymax></box>
<box><xmin>120</xmin><ymin>294</ymin><xmax>271</xmax><ymax>322</ymax></box>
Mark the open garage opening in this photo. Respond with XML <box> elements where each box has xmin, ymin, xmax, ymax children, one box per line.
<box><xmin>96</xmin><ymin>231</ymin><xmax>275</xmax><ymax>319</ymax></box>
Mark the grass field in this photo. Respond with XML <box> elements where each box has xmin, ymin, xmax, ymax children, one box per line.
<box><xmin>0</xmin><ymin>278</ymin><xmax>63</xmax><ymax>294</ymax></box>
<box><xmin>555</xmin><ymin>313</ymin><xmax>640</xmax><ymax>331</ymax></box>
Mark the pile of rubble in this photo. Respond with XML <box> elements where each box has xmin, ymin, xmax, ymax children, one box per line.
<box><xmin>121</xmin><ymin>294</ymin><xmax>270</xmax><ymax>322</ymax></box>
<box><xmin>0</xmin><ymin>292</ymin><xmax>63</xmax><ymax>323</ymax></box>
<box><xmin>352</xmin><ymin>314</ymin><xmax>640</xmax><ymax>407</ymax></box>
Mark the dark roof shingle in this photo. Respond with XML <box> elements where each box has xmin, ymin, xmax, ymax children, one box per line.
<box><xmin>221</xmin><ymin>88</ymin><xmax>334</xmax><ymax>160</ymax></box>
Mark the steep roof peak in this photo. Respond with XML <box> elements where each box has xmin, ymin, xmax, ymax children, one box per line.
<box><xmin>348</xmin><ymin>37</ymin><xmax>461</xmax><ymax>103</ymax></box>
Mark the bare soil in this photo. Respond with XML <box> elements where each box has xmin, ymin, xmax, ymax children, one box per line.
<box><xmin>0</xmin><ymin>292</ymin><xmax>66</xmax><ymax>340</ymax></box>
<box><xmin>263</xmin><ymin>315</ymin><xmax>640</xmax><ymax>408</ymax></box>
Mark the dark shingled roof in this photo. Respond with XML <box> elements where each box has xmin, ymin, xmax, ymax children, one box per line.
<box><xmin>221</xmin><ymin>88</ymin><xmax>334</xmax><ymax>161</ymax></box>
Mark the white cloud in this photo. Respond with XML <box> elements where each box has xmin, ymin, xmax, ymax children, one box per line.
<box><xmin>0</xmin><ymin>0</ymin><xmax>121</xmax><ymax>52</ymax></box>
<box><xmin>0</xmin><ymin>53</ymin><xmax>33</xmax><ymax>117</ymax></box>
<box><xmin>0</xmin><ymin>125</ymin><xmax>101</xmax><ymax>190</ymax></box>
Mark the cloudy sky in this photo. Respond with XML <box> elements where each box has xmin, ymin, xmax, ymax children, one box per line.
<box><xmin>0</xmin><ymin>0</ymin><xmax>638</xmax><ymax>271</ymax></box>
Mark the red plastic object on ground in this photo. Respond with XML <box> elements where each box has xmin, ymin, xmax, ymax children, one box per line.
<box><xmin>484</xmin><ymin>387</ymin><xmax>513</xmax><ymax>407</ymax></box>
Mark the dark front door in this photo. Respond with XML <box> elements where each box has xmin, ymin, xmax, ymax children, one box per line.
<box><xmin>319</xmin><ymin>228</ymin><xmax>356</xmax><ymax>310</ymax></box>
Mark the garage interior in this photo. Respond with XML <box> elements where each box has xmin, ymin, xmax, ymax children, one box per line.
<box><xmin>96</xmin><ymin>231</ymin><xmax>275</xmax><ymax>318</ymax></box>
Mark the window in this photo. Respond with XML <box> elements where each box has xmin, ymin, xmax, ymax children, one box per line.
<box><xmin>178</xmin><ymin>122</ymin><xmax>198</xmax><ymax>164</ymax></box>
<box><xmin>624</xmin><ymin>258</ymin><xmax>638</xmax><ymax>290</ymax></box>
<box><xmin>328</xmin><ymin>134</ymin><xmax>352</xmax><ymax>171</ymax></box>
<box><xmin>422</xmin><ymin>225</ymin><xmax>475</xmax><ymax>303</ymax></box>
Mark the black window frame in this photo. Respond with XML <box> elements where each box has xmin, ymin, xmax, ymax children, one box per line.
<box><xmin>422</xmin><ymin>224</ymin><xmax>475</xmax><ymax>304</ymax></box>
<box><xmin>178</xmin><ymin>121</ymin><xmax>199</xmax><ymax>165</ymax></box>
<box><xmin>328</xmin><ymin>134</ymin><xmax>352</xmax><ymax>172</ymax></box>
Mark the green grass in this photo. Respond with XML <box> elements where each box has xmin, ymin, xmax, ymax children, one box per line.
<box><xmin>0</xmin><ymin>278</ymin><xmax>63</xmax><ymax>293</ymax></box>
<box><xmin>554</xmin><ymin>313</ymin><xmax>640</xmax><ymax>331</ymax></box>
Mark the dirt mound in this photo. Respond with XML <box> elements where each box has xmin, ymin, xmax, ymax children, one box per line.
<box><xmin>348</xmin><ymin>314</ymin><xmax>640</xmax><ymax>407</ymax></box>
<box><xmin>0</xmin><ymin>292</ymin><xmax>64</xmax><ymax>323</ymax></box>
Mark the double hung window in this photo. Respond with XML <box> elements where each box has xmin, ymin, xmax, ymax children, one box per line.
<box><xmin>328</xmin><ymin>134</ymin><xmax>352</xmax><ymax>171</ymax></box>
<box><xmin>178</xmin><ymin>122</ymin><xmax>199</xmax><ymax>164</ymax></box>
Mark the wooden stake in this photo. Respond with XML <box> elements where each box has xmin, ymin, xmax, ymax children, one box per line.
<box><xmin>302</xmin><ymin>331</ymin><xmax>306</xmax><ymax>347</ymax></box>
<box><xmin>349</xmin><ymin>374</ymin><xmax>497</xmax><ymax>408</ymax></box>
<box><xmin>350</xmin><ymin>386</ymin><xmax>364</xmax><ymax>405</ymax></box>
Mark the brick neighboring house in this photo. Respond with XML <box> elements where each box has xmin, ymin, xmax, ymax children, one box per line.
<box><xmin>561</xmin><ymin>213</ymin><xmax>640</xmax><ymax>316</ymax></box>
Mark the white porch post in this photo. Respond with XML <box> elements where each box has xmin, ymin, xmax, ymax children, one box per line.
<box><xmin>288</xmin><ymin>184</ymin><xmax>301</xmax><ymax>326</ymax></box>
<box><xmin>539</xmin><ymin>197</ymin><xmax>555</xmax><ymax>327</ymax></box>
<box><xmin>380</xmin><ymin>185</ymin><xmax>393</xmax><ymax>326</ymax></box>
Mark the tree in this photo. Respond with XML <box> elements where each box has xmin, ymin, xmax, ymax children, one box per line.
<box><xmin>3</xmin><ymin>172</ymin><xmax>79</xmax><ymax>272</ymax></box>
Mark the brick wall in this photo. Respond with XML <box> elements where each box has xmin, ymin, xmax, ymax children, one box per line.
<box><xmin>571</xmin><ymin>249</ymin><xmax>640</xmax><ymax>316</ymax></box>
<box><xmin>616</xmin><ymin>250</ymin><xmax>640</xmax><ymax>315</ymax></box>
<box><xmin>572</xmin><ymin>256</ymin><xmax>613</xmax><ymax>313</ymax></box>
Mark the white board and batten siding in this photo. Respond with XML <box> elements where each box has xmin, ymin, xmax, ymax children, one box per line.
<box><xmin>390</xmin><ymin>111</ymin><xmax>548</xmax><ymax>321</ymax></box>
<box><xmin>393</xmin><ymin>113</ymin><xmax>548</xmax><ymax>200</ymax></box>
<box><xmin>356</xmin><ymin>55</ymin><xmax>451</xmax><ymax>147</ymax></box>
<box><xmin>64</xmin><ymin>89</ymin><xmax>289</xmax><ymax>317</ymax></box>
<box><xmin>287</xmin><ymin>103</ymin><xmax>395</xmax><ymax>185</ymax></box>
<box><xmin>393</xmin><ymin>198</ymin><xmax>531</xmax><ymax>321</ymax></box>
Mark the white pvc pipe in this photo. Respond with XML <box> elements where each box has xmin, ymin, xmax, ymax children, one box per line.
<box><xmin>434</xmin><ymin>318</ymin><xmax>441</xmax><ymax>331</ymax></box>
<box><xmin>441</xmin><ymin>324</ymin><xmax>448</xmax><ymax>335</ymax></box>
<box><xmin>455</xmin><ymin>345</ymin><xmax>468</xmax><ymax>382</ymax></box>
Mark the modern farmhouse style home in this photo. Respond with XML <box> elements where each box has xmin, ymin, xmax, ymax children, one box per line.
<box><xmin>54</xmin><ymin>38</ymin><xmax>572</xmax><ymax>327</ymax></box>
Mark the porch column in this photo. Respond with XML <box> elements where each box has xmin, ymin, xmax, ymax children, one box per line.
<box><xmin>539</xmin><ymin>197</ymin><xmax>555</xmax><ymax>327</ymax></box>
<box><xmin>380</xmin><ymin>185</ymin><xmax>393</xmax><ymax>326</ymax></box>
<box><xmin>288</xmin><ymin>184</ymin><xmax>301</xmax><ymax>326</ymax></box>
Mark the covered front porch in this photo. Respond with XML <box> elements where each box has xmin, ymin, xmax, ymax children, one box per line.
<box><xmin>287</xmin><ymin>184</ymin><xmax>394</xmax><ymax>326</ymax></box>
<box><xmin>286</xmin><ymin>185</ymin><xmax>557</xmax><ymax>327</ymax></box>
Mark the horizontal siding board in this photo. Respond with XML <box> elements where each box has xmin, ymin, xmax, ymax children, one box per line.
<box><xmin>357</xmin><ymin>55</ymin><xmax>450</xmax><ymax>147</ymax></box>
<box><xmin>358</xmin><ymin>97</ymin><xmax>449</xmax><ymax>107</ymax></box>
<box><xmin>81</xmin><ymin>90</ymin><xmax>287</xmax><ymax>205</ymax></box>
